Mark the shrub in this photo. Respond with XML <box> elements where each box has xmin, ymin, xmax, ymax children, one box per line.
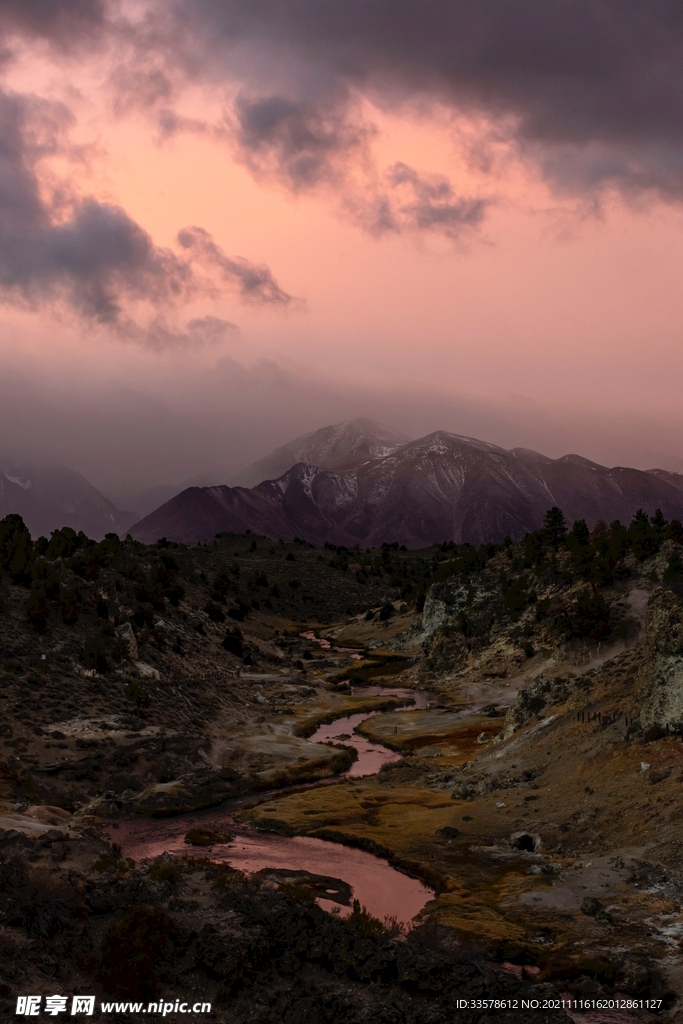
<box><xmin>95</xmin><ymin>905</ymin><xmax>177</xmax><ymax>999</ymax></box>
<box><xmin>148</xmin><ymin>863</ymin><xmax>180</xmax><ymax>885</ymax></box>
<box><xmin>228</xmin><ymin>600</ymin><xmax>250</xmax><ymax>621</ymax></box>
<box><xmin>124</xmin><ymin>682</ymin><xmax>150</xmax><ymax>708</ymax></box>
<box><xmin>379</xmin><ymin>602</ymin><xmax>394</xmax><ymax>621</ymax></box>
<box><xmin>25</xmin><ymin>585</ymin><xmax>49</xmax><ymax>632</ymax></box>
<box><xmin>59</xmin><ymin>585</ymin><xmax>78</xmax><ymax>622</ymax></box>
<box><xmin>570</xmin><ymin>589</ymin><xmax>610</xmax><ymax>640</ymax></box>
<box><xmin>222</xmin><ymin>630</ymin><xmax>244</xmax><ymax>657</ymax></box>
<box><xmin>184</xmin><ymin>829</ymin><xmax>232</xmax><ymax>847</ymax></box>
<box><xmin>81</xmin><ymin>635</ymin><xmax>108</xmax><ymax>673</ymax></box>
<box><xmin>204</xmin><ymin>600</ymin><xmax>225</xmax><ymax>623</ymax></box>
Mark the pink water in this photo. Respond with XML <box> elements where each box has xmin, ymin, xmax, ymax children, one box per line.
<box><xmin>111</xmin><ymin>686</ymin><xmax>436</xmax><ymax>924</ymax></box>
<box><xmin>300</xmin><ymin>630</ymin><xmax>363</xmax><ymax>658</ymax></box>
<box><xmin>112</xmin><ymin>811</ymin><xmax>432</xmax><ymax>923</ymax></box>
<box><xmin>310</xmin><ymin>687</ymin><xmax>431</xmax><ymax>777</ymax></box>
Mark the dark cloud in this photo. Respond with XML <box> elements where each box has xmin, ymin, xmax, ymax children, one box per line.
<box><xmin>0</xmin><ymin>89</ymin><xmax>292</xmax><ymax>340</ymax></box>
<box><xmin>151</xmin><ymin>0</ymin><xmax>683</xmax><ymax>201</ymax></box>
<box><xmin>177</xmin><ymin>226</ymin><xmax>294</xmax><ymax>305</ymax></box>
<box><xmin>382</xmin><ymin>162</ymin><xmax>488</xmax><ymax>235</ymax></box>
<box><xmin>232</xmin><ymin>91</ymin><xmax>372</xmax><ymax>190</ymax></box>
<box><xmin>0</xmin><ymin>0</ymin><xmax>108</xmax><ymax>49</ymax></box>
<box><xmin>0</xmin><ymin>88</ymin><xmax>190</xmax><ymax>323</ymax></box>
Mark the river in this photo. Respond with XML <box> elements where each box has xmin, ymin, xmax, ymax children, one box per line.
<box><xmin>111</xmin><ymin>685</ymin><xmax>436</xmax><ymax>924</ymax></box>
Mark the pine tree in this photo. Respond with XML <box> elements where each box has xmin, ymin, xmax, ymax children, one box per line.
<box><xmin>544</xmin><ymin>507</ymin><xmax>567</xmax><ymax>547</ymax></box>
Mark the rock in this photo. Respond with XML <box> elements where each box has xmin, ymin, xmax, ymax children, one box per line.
<box><xmin>184</xmin><ymin>828</ymin><xmax>233</xmax><ymax>847</ymax></box>
<box><xmin>134</xmin><ymin>661</ymin><xmax>160</xmax><ymax>680</ymax></box>
<box><xmin>575</xmin><ymin>978</ymin><xmax>601</xmax><ymax>995</ymax></box>
<box><xmin>581</xmin><ymin>896</ymin><xmax>602</xmax><ymax>916</ymax></box>
<box><xmin>129</xmin><ymin>767</ymin><xmax>243</xmax><ymax>817</ymax></box>
<box><xmin>422</xmin><ymin>582</ymin><xmax>468</xmax><ymax>636</ymax></box>
<box><xmin>115</xmin><ymin>621</ymin><xmax>138</xmax><ymax>660</ymax></box>
<box><xmin>635</xmin><ymin>589</ymin><xmax>683</xmax><ymax>726</ymax></box>
<box><xmin>437</xmin><ymin>826</ymin><xmax>460</xmax><ymax>838</ymax></box>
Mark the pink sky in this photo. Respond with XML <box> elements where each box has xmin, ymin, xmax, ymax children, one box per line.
<box><xmin>2</xmin><ymin>2</ymin><xmax>683</xmax><ymax>493</ymax></box>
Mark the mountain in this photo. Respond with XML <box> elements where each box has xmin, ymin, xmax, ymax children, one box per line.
<box><xmin>129</xmin><ymin>430</ymin><xmax>683</xmax><ymax>547</ymax></box>
<box><xmin>0</xmin><ymin>461</ymin><xmax>136</xmax><ymax>540</ymax></box>
<box><xmin>229</xmin><ymin>418</ymin><xmax>411</xmax><ymax>487</ymax></box>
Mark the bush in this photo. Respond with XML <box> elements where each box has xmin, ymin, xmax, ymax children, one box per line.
<box><xmin>59</xmin><ymin>585</ymin><xmax>78</xmax><ymax>622</ymax></box>
<box><xmin>81</xmin><ymin>635</ymin><xmax>108</xmax><ymax>673</ymax></box>
<box><xmin>501</xmin><ymin>574</ymin><xmax>528</xmax><ymax>617</ymax></box>
<box><xmin>379</xmin><ymin>602</ymin><xmax>394</xmax><ymax>621</ymax></box>
<box><xmin>132</xmin><ymin>602</ymin><xmax>154</xmax><ymax>628</ymax></box>
<box><xmin>222</xmin><ymin>629</ymin><xmax>244</xmax><ymax>657</ymax></box>
<box><xmin>95</xmin><ymin>905</ymin><xmax>178</xmax><ymax>999</ymax></box>
<box><xmin>25</xmin><ymin>585</ymin><xmax>49</xmax><ymax>632</ymax></box>
<box><xmin>228</xmin><ymin>600</ymin><xmax>250</xmax><ymax>621</ymax></box>
<box><xmin>184</xmin><ymin>828</ymin><xmax>232</xmax><ymax>847</ymax></box>
<box><xmin>148</xmin><ymin>863</ymin><xmax>180</xmax><ymax>885</ymax></box>
<box><xmin>570</xmin><ymin>589</ymin><xmax>610</xmax><ymax>641</ymax></box>
<box><xmin>124</xmin><ymin>682</ymin><xmax>150</xmax><ymax>708</ymax></box>
<box><xmin>664</xmin><ymin>549</ymin><xmax>683</xmax><ymax>591</ymax></box>
<box><xmin>204</xmin><ymin>600</ymin><xmax>225</xmax><ymax>623</ymax></box>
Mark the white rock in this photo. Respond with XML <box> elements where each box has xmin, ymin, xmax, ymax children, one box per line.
<box><xmin>115</xmin><ymin>621</ymin><xmax>138</xmax><ymax>660</ymax></box>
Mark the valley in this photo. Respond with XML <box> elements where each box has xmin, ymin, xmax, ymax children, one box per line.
<box><xmin>1</xmin><ymin>506</ymin><xmax>683</xmax><ymax>1018</ymax></box>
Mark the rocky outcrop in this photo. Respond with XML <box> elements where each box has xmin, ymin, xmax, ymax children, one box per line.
<box><xmin>500</xmin><ymin>677</ymin><xmax>572</xmax><ymax>739</ymax></box>
<box><xmin>114</xmin><ymin>622</ymin><xmax>138</xmax><ymax>660</ymax></box>
<box><xmin>635</xmin><ymin>589</ymin><xmax>683</xmax><ymax>727</ymax></box>
<box><xmin>421</xmin><ymin>581</ymin><xmax>469</xmax><ymax>636</ymax></box>
<box><xmin>127</xmin><ymin>766</ymin><xmax>244</xmax><ymax>817</ymax></box>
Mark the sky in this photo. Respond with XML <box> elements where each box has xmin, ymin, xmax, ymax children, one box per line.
<box><xmin>3</xmin><ymin>0</ymin><xmax>683</xmax><ymax>500</ymax></box>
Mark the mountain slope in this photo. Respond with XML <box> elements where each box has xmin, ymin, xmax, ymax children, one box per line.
<box><xmin>0</xmin><ymin>462</ymin><xmax>136</xmax><ymax>540</ymax></box>
<box><xmin>229</xmin><ymin>418</ymin><xmax>410</xmax><ymax>487</ymax></box>
<box><xmin>130</xmin><ymin>431</ymin><xmax>683</xmax><ymax>547</ymax></box>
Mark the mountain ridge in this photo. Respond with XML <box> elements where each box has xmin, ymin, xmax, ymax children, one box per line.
<box><xmin>229</xmin><ymin>417</ymin><xmax>411</xmax><ymax>487</ymax></box>
<box><xmin>130</xmin><ymin>428</ymin><xmax>683</xmax><ymax>547</ymax></box>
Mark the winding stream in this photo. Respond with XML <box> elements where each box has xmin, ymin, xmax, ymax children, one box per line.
<box><xmin>112</xmin><ymin>686</ymin><xmax>436</xmax><ymax>924</ymax></box>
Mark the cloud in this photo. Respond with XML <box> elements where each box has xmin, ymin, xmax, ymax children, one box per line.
<box><xmin>0</xmin><ymin>88</ymin><xmax>293</xmax><ymax>341</ymax></box>
<box><xmin>377</xmin><ymin>162</ymin><xmax>488</xmax><ymax>236</ymax></box>
<box><xmin>177</xmin><ymin>226</ymin><xmax>294</xmax><ymax>306</ymax></box>
<box><xmin>118</xmin><ymin>314</ymin><xmax>239</xmax><ymax>351</ymax></box>
<box><xmin>143</xmin><ymin>0</ymin><xmax>683</xmax><ymax>204</ymax></box>
<box><xmin>0</xmin><ymin>0</ymin><xmax>108</xmax><ymax>49</ymax></box>
<box><xmin>231</xmin><ymin>91</ymin><xmax>373</xmax><ymax>191</ymax></box>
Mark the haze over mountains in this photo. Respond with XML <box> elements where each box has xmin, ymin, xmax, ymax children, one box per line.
<box><xmin>4</xmin><ymin>419</ymin><xmax>683</xmax><ymax>547</ymax></box>
<box><xmin>129</xmin><ymin>420</ymin><xmax>683</xmax><ymax>548</ymax></box>
<box><xmin>0</xmin><ymin>461</ymin><xmax>136</xmax><ymax>541</ymax></box>
<box><xmin>229</xmin><ymin>418</ymin><xmax>411</xmax><ymax>487</ymax></box>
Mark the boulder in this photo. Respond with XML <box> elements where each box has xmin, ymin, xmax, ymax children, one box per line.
<box><xmin>128</xmin><ymin>767</ymin><xmax>244</xmax><ymax>817</ymax></box>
